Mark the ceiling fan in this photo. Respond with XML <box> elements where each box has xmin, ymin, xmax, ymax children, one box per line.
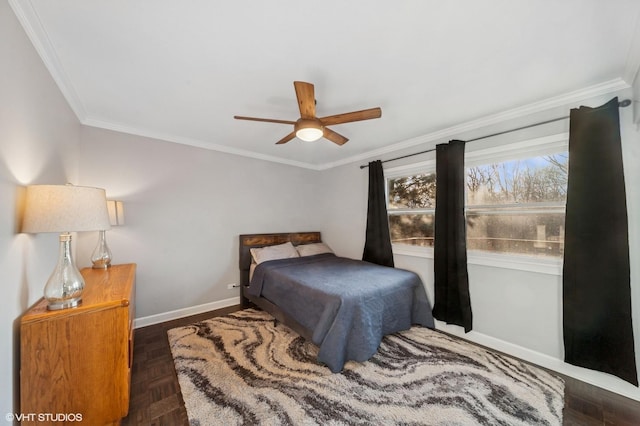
<box><xmin>234</xmin><ymin>81</ymin><xmax>382</xmax><ymax>146</ymax></box>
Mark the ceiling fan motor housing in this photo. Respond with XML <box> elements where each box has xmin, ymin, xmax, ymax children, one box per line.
<box><xmin>295</xmin><ymin>118</ymin><xmax>322</xmax><ymax>132</ymax></box>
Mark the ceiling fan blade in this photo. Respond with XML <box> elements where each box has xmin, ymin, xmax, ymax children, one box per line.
<box><xmin>323</xmin><ymin>127</ymin><xmax>349</xmax><ymax>146</ymax></box>
<box><xmin>234</xmin><ymin>116</ymin><xmax>296</xmax><ymax>125</ymax></box>
<box><xmin>294</xmin><ymin>81</ymin><xmax>316</xmax><ymax>119</ymax></box>
<box><xmin>276</xmin><ymin>131</ymin><xmax>297</xmax><ymax>145</ymax></box>
<box><xmin>319</xmin><ymin>107</ymin><xmax>382</xmax><ymax>126</ymax></box>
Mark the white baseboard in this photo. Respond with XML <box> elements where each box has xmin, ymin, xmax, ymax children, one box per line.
<box><xmin>134</xmin><ymin>297</ymin><xmax>240</xmax><ymax>329</ymax></box>
<box><xmin>441</xmin><ymin>325</ymin><xmax>640</xmax><ymax>402</ymax></box>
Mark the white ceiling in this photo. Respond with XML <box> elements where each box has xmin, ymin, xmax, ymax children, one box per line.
<box><xmin>11</xmin><ymin>0</ymin><xmax>640</xmax><ymax>170</ymax></box>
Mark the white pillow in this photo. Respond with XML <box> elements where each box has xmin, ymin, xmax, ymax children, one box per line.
<box><xmin>296</xmin><ymin>242</ymin><xmax>333</xmax><ymax>257</ymax></box>
<box><xmin>250</xmin><ymin>242</ymin><xmax>299</xmax><ymax>264</ymax></box>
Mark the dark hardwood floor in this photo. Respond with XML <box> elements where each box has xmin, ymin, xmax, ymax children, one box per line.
<box><xmin>122</xmin><ymin>306</ymin><xmax>640</xmax><ymax>425</ymax></box>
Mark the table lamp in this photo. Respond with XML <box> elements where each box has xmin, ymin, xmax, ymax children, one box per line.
<box><xmin>91</xmin><ymin>200</ymin><xmax>125</xmax><ymax>269</ymax></box>
<box><xmin>22</xmin><ymin>184</ymin><xmax>111</xmax><ymax>310</ymax></box>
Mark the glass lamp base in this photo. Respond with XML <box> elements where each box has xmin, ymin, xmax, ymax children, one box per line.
<box><xmin>44</xmin><ymin>233</ymin><xmax>85</xmax><ymax>310</ymax></box>
<box><xmin>91</xmin><ymin>230</ymin><xmax>112</xmax><ymax>269</ymax></box>
<box><xmin>47</xmin><ymin>297</ymin><xmax>82</xmax><ymax>311</ymax></box>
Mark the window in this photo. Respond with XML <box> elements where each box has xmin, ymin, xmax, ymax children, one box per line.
<box><xmin>387</xmin><ymin>171</ymin><xmax>436</xmax><ymax>247</ymax></box>
<box><xmin>465</xmin><ymin>153</ymin><xmax>567</xmax><ymax>257</ymax></box>
<box><xmin>386</xmin><ymin>135</ymin><xmax>568</xmax><ymax>259</ymax></box>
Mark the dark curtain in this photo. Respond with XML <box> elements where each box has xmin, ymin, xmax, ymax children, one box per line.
<box><xmin>432</xmin><ymin>140</ymin><xmax>473</xmax><ymax>332</ymax></box>
<box><xmin>363</xmin><ymin>160</ymin><xmax>394</xmax><ymax>267</ymax></box>
<box><xmin>563</xmin><ymin>97</ymin><xmax>637</xmax><ymax>386</ymax></box>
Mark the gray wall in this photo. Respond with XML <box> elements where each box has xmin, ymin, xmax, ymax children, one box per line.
<box><xmin>0</xmin><ymin>0</ymin><xmax>82</xmax><ymax>415</ymax></box>
<box><xmin>76</xmin><ymin>127</ymin><xmax>324</xmax><ymax>318</ymax></box>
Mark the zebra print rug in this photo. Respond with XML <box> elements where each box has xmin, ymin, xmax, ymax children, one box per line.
<box><xmin>168</xmin><ymin>309</ymin><xmax>564</xmax><ymax>425</ymax></box>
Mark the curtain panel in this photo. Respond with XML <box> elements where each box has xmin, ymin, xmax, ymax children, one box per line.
<box><xmin>563</xmin><ymin>97</ymin><xmax>637</xmax><ymax>386</ymax></box>
<box><xmin>362</xmin><ymin>160</ymin><xmax>395</xmax><ymax>267</ymax></box>
<box><xmin>432</xmin><ymin>140</ymin><xmax>473</xmax><ymax>332</ymax></box>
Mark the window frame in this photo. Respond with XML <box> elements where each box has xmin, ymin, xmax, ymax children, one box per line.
<box><xmin>386</xmin><ymin>133</ymin><xmax>568</xmax><ymax>275</ymax></box>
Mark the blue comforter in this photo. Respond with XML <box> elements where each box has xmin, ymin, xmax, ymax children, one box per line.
<box><xmin>249</xmin><ymin>253</ymin><xmax>434</xmax><ymax>372</ymax></box>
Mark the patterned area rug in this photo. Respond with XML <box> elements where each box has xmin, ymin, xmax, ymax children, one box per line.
<box><xmin>168</xmin><ymin>309</ymin><xmax>564</xmax><ymax>425</ymax></box>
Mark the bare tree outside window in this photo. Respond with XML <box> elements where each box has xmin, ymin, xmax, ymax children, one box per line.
<box><xmin>387</xmin><ymin>152</ymin><xmax>568</xmax><ymax>257</ymax></box>
<box><xmin>466</xmin><ymin>154</ymin><xmax>567</xmax><ymax>204</ymax></box>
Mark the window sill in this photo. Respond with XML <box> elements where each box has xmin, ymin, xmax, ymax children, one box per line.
<box><xmin>392</xmin><ymin>244</ymin><xmax>562</xmax><ymax>276</ymax></box>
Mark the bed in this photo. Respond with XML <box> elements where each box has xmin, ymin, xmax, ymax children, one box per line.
<box><xmin>239</xmin><ymin>232</ymin><xmax>434</xmax><ymax>372</ymax></box>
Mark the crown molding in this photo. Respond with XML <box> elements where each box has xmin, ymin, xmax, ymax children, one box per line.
<box><xmin>82</xmin><ymin>117</ymin><xmax>324</xmax><ymax>171</ymax></box>
<box><xmin>325</xmin><ymin>78</ymin><xmax>630</xmax><ymax>170</ymax></box>
<box><xmin>86</xmin><ymin>79</ymin><xmax>630</xmax><ymax>172</ymax></box>
<box><xmin>9</xmin><ymin>0</ymin><xmax>87</xmax><ymax>121</ymax></box>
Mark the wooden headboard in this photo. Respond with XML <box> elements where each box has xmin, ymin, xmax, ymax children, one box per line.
<box><xmin>238</xmin><ymin>232</ymin><xmax>321</xmax><ymax>287</ymax></box>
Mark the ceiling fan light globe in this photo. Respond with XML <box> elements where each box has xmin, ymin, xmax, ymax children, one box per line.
<box><xmin>296</xmin><ymin>127</ymin><xmax>323</xmax><ymax>142</ymax></box>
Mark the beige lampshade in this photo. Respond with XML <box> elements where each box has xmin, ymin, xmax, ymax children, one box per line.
<box><xmin>22</xmin><ymin>184</ymin><xmax>111</xmax><ymax>233</ymax></box>
<box><xmin>107</xmin><ymin>200</ymin><xmax>125</xmax><ymax>226</ymax></box>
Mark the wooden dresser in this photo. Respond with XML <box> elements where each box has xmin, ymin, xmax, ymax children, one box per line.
<box><xmin>20</xmin><ymin>263</ymin><xmax>136</xmax><ymax>425</ymax></box>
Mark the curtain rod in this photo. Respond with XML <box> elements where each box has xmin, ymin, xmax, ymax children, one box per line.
<box><xmin>359</xmin><ymin>98</ymin><xmax>632</xmax><ymax>169</ymax></box>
